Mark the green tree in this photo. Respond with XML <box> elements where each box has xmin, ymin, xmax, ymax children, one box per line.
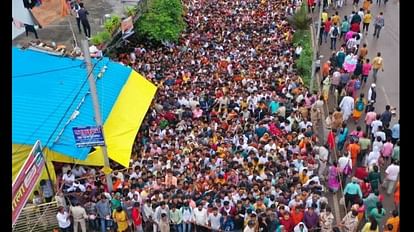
<box><xmin>293</xmin><ymin>30</ymin><xmax>312</xmax><ymax>86</ymax></box>
<box><xmin>135</xmin><ymin>0</ymin><xmax>186</xmax><ymax>44</ymax></box>
<box><xmin>291</xmin><ymin>4</ymin><xmax>312</xmax><ymax>30</ymax></box>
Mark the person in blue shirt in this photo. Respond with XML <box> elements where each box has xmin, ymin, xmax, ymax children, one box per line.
<box><xmin>337</xmin><ymin>123</ymin><xmax>349</xmax><ymax>152</ymax></box>
<box><xmin>343</xmin><ymin>177</ymin><xmax>363</xmax><ymax>209</ymax></box>
<box><xmin>255</xmin><ymin>123</ymin><xmax>268</xmax><ymax>138</ymax></box>
<box><xmin>391</xmin><ymin>120</ymin><xmax>399</xmax><ymax>145</ymax></box>
<box><xmin>268</xmin><ymin>99</ymin><xmax>280</xmax><ymax>115</ymax></box>
<box><xmin>220</xmin><ymin>211</ymin><xmax>234</xmax><ymax>231</ymax></box>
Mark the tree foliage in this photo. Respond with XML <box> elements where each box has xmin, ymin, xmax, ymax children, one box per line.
<box><xmin>135</xmin><ymin>0</ymin><xmax>186</xmax><ymax>44</ymax></box>
<box><xmin>292</xmin><ymin>4</ymin><xmax>312</xmax><ymax>30</ymax></box>
<box><xmin>293</xmin><ymin>30</ymin><xmax>312</xmax><ymax>87</ymax></box>
<box><xmin>91</xmin><ymin>31</ymin><xmax>111</xmax><ymax>46</ymax></box>
<box><xmin>124</xmin><ymin>6</ymin><xmax>138</xmax><ymax>17</ymax></box>
<box><xmin>104</xmin><ymin>15</ymin><xmax>121</xmax><ymax>34</ymax></box>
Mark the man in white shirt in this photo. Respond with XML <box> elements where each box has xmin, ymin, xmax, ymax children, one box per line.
<box><xmin>383</xmin><ymin>160</ymin><xmax>400</xmax><ymax>194</ymax></box>
<box><xmin>295</xmin><ymin>44</ymin><xmax>303</xmax><ymax>58</ymax></box>
<box><xmin>258</xmin><ymin>153</ymin><xmax>268</xmax><ymax>165</ymax></box>
<box><xmin>56</xmin><ymin>206</ymin><xmax>71</xmax><ymax>232</ymax></box>
<box><xmin>112</xmin><ymin>171</ymin><xmax>124</xmax><ymax>182</ymax></box>
<box><xmin>370</xmin><ymin>115</ymin><xmax>383</xmax><ymax>139</ymax></box>
<box><xmin>154</xmin><ymin>201</ymin><xmax>170</xmax><ymax>225</ymax></box>
<box><xmin>346</xmin><ymin>35</ymin><xmax>358</xmax><ymax>50</ymax></box>
<box><xmin>129</xmin><ymin>169</ymin><xmax>139</xmax><ymax>180</ymax></box>
<box><xmin>373</xmin><ymin>126</ymin><xmax>386</xmax><ymax>141</ymax></box>
<box><xmin>193</xmin><ymin>204</ymin><xmax>209</xmax><ymax>231</ymax></box>
<box><xmin>71</xmin><ymin>166</ymin><xmax>86</xmax><ymax>178</ymax></box>
<box><xmin>233</xmin><ymin>152</ymin><xmax>244</xmax><ymax>165</ymax></box>
<box><xmin>208</xmin><ymin>207</ymin><xmax>222</xmax><ymax>231</ymax></box>
<box><xmin>142</xmin><ymin>199</ymin><xmax>154</xmax><ymax>223</ymax></box>
<box><xmin>367</xmin><ymin>150</ymin><xmax>381</xmax><ymax>168</ymax></box>
<box><xmin>288</xmin><ymin>195</ymin><xmax>303</xmax><ymax>209</ymax></box>
<box><xmin>178</xmin><ymin>96</ymin><xmax>190</xmax><ymax>108</ymax></box>
<box><xmin>339</xmin><ymin>93</ymin><xmax>355</xmax><ymax>121</ymax></box>
<box><xmin>130</xmin><ymin>192</ymin><xmax>142</xmax><ymax>205</ymax></box>
<box><xmin>299</xmin><ymin>118</ymin><xmax>312</xmax><ymax>130</ymax></box>
<box><xmin>180</xmin><ymin>203</ymin><xmax>193</xmax><ymax>231</ymax></box>
<box><xmin>67</xmin><ymin>181</ymin><xmax>86</xmax><ymax>193</ymax></box>
<box><xmin>316</xmin><ymin>145</ymin><xmax>329</xmax><ymax>178</ymax></box>
<box><xmin>264</xmin><ymin>140</ymin><xmax>277</xmax><ymax>152</ymax></box>
<box><xmin>62</xmin><ymin>170</ymin><xmax>75</xmax><ymax>189</ymax></box>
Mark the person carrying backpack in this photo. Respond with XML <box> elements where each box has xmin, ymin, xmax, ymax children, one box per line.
<box><xmin>180</xmin><ymin>203</ymin><xmax>193</xmax><ymax>232</ymax></box>
<box><xmin>329</xmin><ymin>23</ymin><xmax>340</xmax><ymax>50</ymax></box>
<box><xmin>353</xmin><ymin>93</ymin><xmax>367</xmax><ymax>123</ymax></box>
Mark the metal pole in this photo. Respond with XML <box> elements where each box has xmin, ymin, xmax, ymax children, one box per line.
<box><xmin>67</xmin><ymin>17</ymin><xmax>78</xmax><ymax>49</ymax></box>
<box><xmin>43</xmin><ymin>156</ymin><xmax>56</xmax><ymax>196</ymax></box>
<box><xmin>310</xmin><ymin>2</ymin><xmax>324</xmax><ymax>92</ymax></box>
<box><xmin>80</xmin><ymin>40</ymin><xmax>113</xmax><ymax>192</ymax></box>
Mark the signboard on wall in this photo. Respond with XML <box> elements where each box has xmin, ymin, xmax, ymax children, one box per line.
<box><xmin>12</xmin><ymin>140</ymin><xmax>45</xmax><ymax>225</ymax></box>
<box><xmin>72</xmin><ymin>126</ymin><xmax>105</xmax><ymax>147</ymax></box>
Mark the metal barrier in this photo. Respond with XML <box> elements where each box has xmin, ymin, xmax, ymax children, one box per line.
<box><xmin>12</xmin><ymin>201</ymin><xmax>59</xmax><ymax>232</ymax></box>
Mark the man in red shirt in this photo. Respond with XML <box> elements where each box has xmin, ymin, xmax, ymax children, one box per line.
<box><xmin>350</xmin><ymin>22</ymin><xmax>360</xmax><ymax>32</ymax></box>
<box><xmin>324</xmin><ymin>18</ymin><xmax>332</xmax><ymax>43</ymax></box>
<box><xmin>280</xmin><ymin>212</ymin><xmax>295</xmax><ymax>232</ymax></box>
<box><xmin>131</xmin><ymin>202</ymin><xmax>143</xmax><ymax>232</ymax></box>
<box><xmin>355</xmin><ymin>166</ymin><xmax>368</xmax><ymax>181</ymax></box>
<box><xmin>291</xmin><ymin>206</ymin><xmax>305</xmax><ymax>226</ymax></box>
<box><xmin>307</xmin><ymin>0</ymin><xmax>315</xmax><ymax>13</ymax></box>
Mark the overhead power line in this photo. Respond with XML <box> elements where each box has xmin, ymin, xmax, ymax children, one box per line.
<box><xmin>12</xmin><ymin>64</ymin><xmax>82</xmax><ymax>78</ymax></box>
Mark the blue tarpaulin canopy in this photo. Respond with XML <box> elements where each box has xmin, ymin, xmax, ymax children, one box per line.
<box><xmin>12</xmin><ymin>47</ymin><xmax>132</xmax><ymax>160</ymax></box>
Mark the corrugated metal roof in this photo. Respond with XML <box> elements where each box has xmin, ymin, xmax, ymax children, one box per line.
<box><xmin>12</xmin><ymin>47</ymin><xmax>133</xmax><ymax>160</ymax></box>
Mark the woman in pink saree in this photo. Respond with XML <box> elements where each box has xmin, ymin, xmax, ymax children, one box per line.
<box><xmin>328</xmin><ymin>161</ymin><xmax>341</xmax><ymax>193</ymax></box>
<box><xmin>345</xmin><ymin>31</ymin><xmax>355</xmax><ymax>43</ymax></box>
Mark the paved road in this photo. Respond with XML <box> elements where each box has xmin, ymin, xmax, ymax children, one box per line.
<box><xmin>12</xmin><ymin>0</ymin><xmax>137</xmax><ymax>50</ymax></box>
<box><xmin>311</xmin><ymin>0</ymin><xmax>400</xmax><ymax>229</ymax></box>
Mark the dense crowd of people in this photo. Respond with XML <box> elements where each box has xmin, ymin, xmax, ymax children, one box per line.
<box><xmin>27</xmin><ymin>0</ymin><xmax>399</xmax><ymax>232</ymax></box>
<box><xmin>316</xmin><ymin>2</ymin><xmax>400</xmax><ymax>232</ymax></box>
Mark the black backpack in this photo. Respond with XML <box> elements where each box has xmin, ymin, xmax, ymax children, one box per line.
<box><xmin>332</xmin><ymin>27</ymin><xmax>339</xmax><ymax>36</ymax></box>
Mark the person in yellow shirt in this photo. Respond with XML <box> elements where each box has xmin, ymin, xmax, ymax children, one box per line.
<box><xmin>371</xmin><ymin>52</ymin><xmax>384</xmax><ymax>82</ymax></box>
<box><xmin>363</xmin><ymin>10</ymin><xmax>372</xmax><ymax>33</ymax></box>
<box><xmin>299</xmin><ymin>169</ymin><xmax>309</xmax><ymax>184</ymax></box>
<box><xmin>113</xmin><ymin>206</ymin><xmax>129</xmax><ymax>232</ymax></box>
<box><xmin>322</xmin><ymin>9</ymin><xmax>328</xmax><ymax>23</ymax></box>
<box><xmin>332</xmin><ymin>11</ymin><xmax>341</xmax><ymax>25</ymax></box>
<box><xmin>361</xmin><ymin>216</ymin><xmax>380</xmax><ymax>232</ymax></box>
<box><xmin>385</xmin><ymin>210</ymin><xmax>400</xmax><ymax>232</ymax></box>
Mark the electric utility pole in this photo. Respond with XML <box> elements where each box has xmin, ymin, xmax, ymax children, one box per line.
<box><xmin>81</xmin><ymin>39</ymin><xmax>113</xmax><ymax>192</ymax></box>
<box><xmin>310</xmin><ymin>1</ymin><xmax>324</xmax><ymax>92</ymax></box>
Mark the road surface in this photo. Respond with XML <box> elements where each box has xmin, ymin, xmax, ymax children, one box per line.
<box><xmin>311</xmin><ymin>0</ymin><xmax>399</xmax><ymax>229</ymax></box>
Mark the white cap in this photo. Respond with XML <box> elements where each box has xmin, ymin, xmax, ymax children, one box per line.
<box><xmin>371</xmin><ymin>83</ymin><xmax>376</xmax><ymax>88</ymax></box>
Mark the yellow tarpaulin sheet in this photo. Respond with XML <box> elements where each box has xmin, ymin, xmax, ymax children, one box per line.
<box><xmin>12</xmin><ymin>70</ymin><xmax>156</xmax><ymax>173</ymax></box>
<box><xmin>90</xmin><ymin>70</ymin><xmax>157</xmax><ymax>167</ymax></box>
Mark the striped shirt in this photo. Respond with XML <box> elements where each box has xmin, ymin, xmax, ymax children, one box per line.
<box><xmin>346</xmin><ymin>38</ymin><xmax>357</xmax><ymax>49</ymax></box>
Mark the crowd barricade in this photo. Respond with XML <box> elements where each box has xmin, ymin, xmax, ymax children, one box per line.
<box><xmin>12</xmin><ymin>201</ymin><xmax>59</xmax><ymax>232</ymax></box>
